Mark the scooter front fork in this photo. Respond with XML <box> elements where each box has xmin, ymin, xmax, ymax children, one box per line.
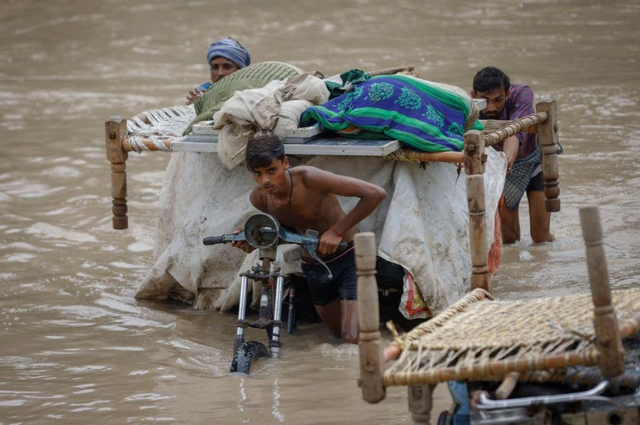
<box><xmin>234</xmin><ymin>274</ymin><xmax>250</xmax><ymax>353</ymax></box>
<box><xmin>287</xmin><ymin>286</ymin><xmax>296</xmax><ymax>334</ymax></box>
<box><xmin>269</xmin><ymin>273</ymin><xmax>285</xmax><ymax>359</ymax></box>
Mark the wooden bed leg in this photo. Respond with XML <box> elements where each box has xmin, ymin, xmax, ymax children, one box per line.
<box><xmin>463</xmin><ymin>131</ymin><xmax>491</xmax><ymax>293</ymax></box>
<box><xmin>355</xmin><ymin>232</ymin><xmax>386</xmax><ymax>404</ymax></box>
<box><xmin>579</xmin><ymin>206</ymin><xmax>625</xmax><ymax>378</ymax></box>
<box><xmin>408</xmin><ymin>384</ymin><xmax>436</xmax><ymax>425</ymax></box>
<box><xmin>536</xmin><ymin>100</ymin><xmax>561</xmax><ymax>213</ymax></box>
<box><xmin>105</xmin><ymin>116</ymin><xmax>128</xmax><ymax>230</ymax></box>
<box><xmin>495</xmin><ymin>372</ymin><xmax>520</xmax><ymax>400</ymax></box>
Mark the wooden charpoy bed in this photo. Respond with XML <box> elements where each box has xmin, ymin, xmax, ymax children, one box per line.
<box><xmin>105</xmin><ymin>101</ymin><xmax>560</xmax><ymax>308</ymax></box>
<box><xmin>353</xmin><ymin>195</ymin><xmax>640</xmax><ymax>423</ymax></box>
<box><xmin>104</xmin><ymin>69</ymin><xmax>562</xmax><ymax>328</ymax></box>
<box><xmin>105</xmin><ymin>101</ymin><xmax>560</xmax><ymax>220</ymax></box>
<box><xmin>354</xmin><ymin>204</ymin><xmax>640</xmax><ymax>423</ymax></box>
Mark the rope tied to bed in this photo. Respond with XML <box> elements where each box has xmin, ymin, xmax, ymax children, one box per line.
<box><xmin>125</xmin><ymin>105</ymin><xmax>196</xmax><ymax>152</ymax></box>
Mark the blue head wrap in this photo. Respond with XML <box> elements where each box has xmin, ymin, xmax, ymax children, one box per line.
<box><xmin>206</xmin><ymin>38</ymin><xmax>251</xmax><ymax>68</ymax></box>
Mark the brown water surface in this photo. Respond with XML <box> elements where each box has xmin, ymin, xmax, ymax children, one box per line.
<box><xmin>1</xmin><ymin>0</ymin><xmax>639</xmax><ymax>423</ymax></box>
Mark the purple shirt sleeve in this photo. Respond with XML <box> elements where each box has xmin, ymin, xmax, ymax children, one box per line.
<box><xmin>506</xmin><ymin>84</ymin><xmax>538</xmax><ymax>159</ymax></box>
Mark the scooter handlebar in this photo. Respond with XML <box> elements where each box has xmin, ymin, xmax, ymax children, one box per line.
<box><xmin>202</xmin><ymin>235</ymin><xmax>227</xmax><ymax>245</ymax></box>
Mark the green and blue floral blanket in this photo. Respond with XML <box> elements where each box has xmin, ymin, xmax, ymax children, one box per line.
<box><xmin>301</xmin><ymin>74</ymin><xmax>484</xmax><ymax>152</ymax></box>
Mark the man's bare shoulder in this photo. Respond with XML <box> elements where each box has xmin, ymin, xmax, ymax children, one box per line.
<box><xmin>293</xmin><ymin>165</ymin><xmax>336</xmax><ymax>182</ymax></box>
<box><xmin>292</xmin><ymin>165</ymin><xmax>381</xmax><ymax>198</ymax></box>
<box><xmin>291</xmin><ymin>165</ymin><xmax>322</xmax><ymax>176</ymax></box>
<box><xmin>249</xmin><ymin>186</ymin><xmax>267</xmax><ymax>211</ymax></box>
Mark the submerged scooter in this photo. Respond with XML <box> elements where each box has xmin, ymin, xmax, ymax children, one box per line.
<box><xmin>439</xmin><ymin>336</ymin><xmax>640</xmax><ymax>425</ymax></box>
<box><xmin>203</xmin><ymin>213</ymin><xmax>345</xmax><ymax>374</ymax></box>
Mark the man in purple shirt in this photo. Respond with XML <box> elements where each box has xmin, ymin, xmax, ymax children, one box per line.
<box><xmin>471</xmin><ymin>66</ymin><xmax>554</xmax><ymax>244</ymax></box>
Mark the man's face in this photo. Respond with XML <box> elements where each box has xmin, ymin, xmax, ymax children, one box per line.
<box><xmin>209</xmin><ymin>57</ymin><xmax>239</xmax><ymax>84</ymax></box>
<box><xmin>472</xmin><ymin>87</ymin><xmax>509</xmax><ymax>119</ymax></box>
<box><xmin>251</xmin><ymin>158</ymin><xmax>289</xmax><ymax>194</ymax></box>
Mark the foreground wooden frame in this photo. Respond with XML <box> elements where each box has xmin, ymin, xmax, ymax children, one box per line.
<box><xmin>355</xmin><ymin>204</ymin><xmax>626</xmax><ymax>424</ymax></box>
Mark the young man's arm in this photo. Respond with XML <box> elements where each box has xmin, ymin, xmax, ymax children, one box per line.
<box><xmin>302</xmin><ymin>167</ymin><xmax>387</xmax><ymax>253</ymax></box>
<box><xmin>249</xmin><ymin>187</ymin><xmax>267</xmax><ymax>212</ymax></box>
<box><xmin>503</xmin><ymin>136</ymin><xmax>519</xmax><ymax>172</ymax></box>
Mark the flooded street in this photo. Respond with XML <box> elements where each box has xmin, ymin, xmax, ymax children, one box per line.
<box><xmin>1</xmin><ymin>0</ymin><xmax>639</xmax><ymax>423</ymax></box>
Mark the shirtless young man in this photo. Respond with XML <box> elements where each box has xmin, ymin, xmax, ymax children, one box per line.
<box><xmin>232</xmin><ymin>135</ymin><xmax>387</xmax><ymax>344</ymax></box>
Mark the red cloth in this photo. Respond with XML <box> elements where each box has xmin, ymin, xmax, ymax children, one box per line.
<box><xmin>488</xmin><ymin>197</ymin><xmax>503</xmax><ymax>275</ymax></box>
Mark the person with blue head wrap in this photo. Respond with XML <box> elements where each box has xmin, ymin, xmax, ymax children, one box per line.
<box><xmin>187</xmin><ymin>37</ymin><xmax>251</xmax><ymax>105</ymax></box>
<box><xmin>206</xmin><ymin>38</ymin><xmax>251</xmax><ymax>70</ymax></box>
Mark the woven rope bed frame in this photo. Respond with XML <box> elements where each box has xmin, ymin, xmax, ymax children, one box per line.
<box><xmin>355</xmin><ymin>207</ymin><xmax>635</xmax><ymax>413</ymax></box>
<box><xmin>384</xmin><ymin>287</ymin><xmax>640</xmax><ymax>387</ymax></box>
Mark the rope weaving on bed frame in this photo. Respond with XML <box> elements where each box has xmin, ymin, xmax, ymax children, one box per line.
<box><xmin>126</xmin><ymin>105</ymin><xmax>196</xmax><ymax>152</ymax></box>
<box><xmin>119</xmin><ymin>104</ymin><xmax>549</xmax><ymax>162</ymax></box>
<box><xmin>384</xmin><ymin>287</ymin><xmax>640</xmax><ymax>386</ymax></box>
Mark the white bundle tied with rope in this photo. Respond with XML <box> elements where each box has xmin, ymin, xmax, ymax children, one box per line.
<box><xmin>213</xmin><ymin>73</ymin><xmax>330</xmax><ymax>169</ymax></box>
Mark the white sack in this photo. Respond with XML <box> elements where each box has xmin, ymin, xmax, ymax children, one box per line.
<box><xmin>212</xmin><ymin>74</ymin><xmax>330</xmax><ymax>170</ymax></box>
<box><xmin>272</xmin><ymin>99</ymin><xmax>314</xmax><ymax>141</ymax></box>
<box><xmin>136</xmin><ymin>149</ymin><xmax>507</xmax><ymax>318</ymax></box>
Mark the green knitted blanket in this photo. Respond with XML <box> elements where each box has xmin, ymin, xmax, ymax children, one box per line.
<box><xmin>184</xmin><ymin>61</ymin><xmax>304</xmax><ymax>135</ymax></box>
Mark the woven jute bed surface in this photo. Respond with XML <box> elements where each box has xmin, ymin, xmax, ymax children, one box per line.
<box><xmin>384</xmin><ymin>288</ymin><xmax>640</xmax><ymax>386</ymax></box>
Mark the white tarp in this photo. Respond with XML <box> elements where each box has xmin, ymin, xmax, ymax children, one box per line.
<box><xmin>136</xmin><ymin>149</ymin><xmax>506</xmax><ymax>318</ymax></box>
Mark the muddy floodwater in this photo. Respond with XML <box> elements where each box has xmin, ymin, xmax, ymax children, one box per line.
<box><xmin>1</xmin><ymin>0</ymin><xmax>639</xmax><ymax>424</ymax></box>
